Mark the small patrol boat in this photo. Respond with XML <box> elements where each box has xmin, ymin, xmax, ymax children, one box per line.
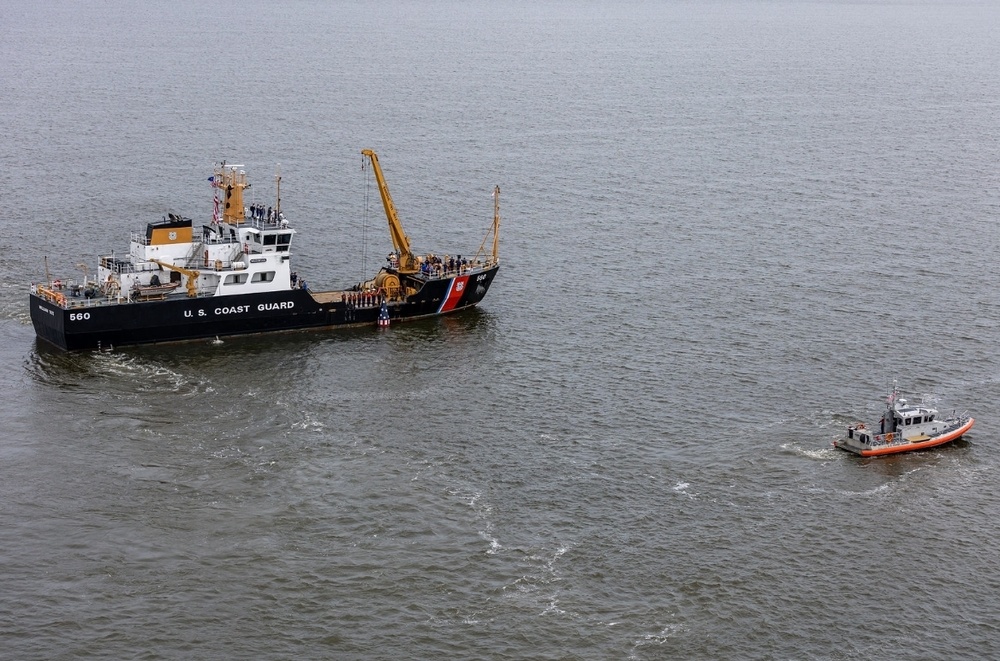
<box><xmin>30</xmin><ymin>150</ymin><xmax>501</xmax><ymax>350</ymax></box>
<box><xmin>833</xmin><ymin>382</ymin><xmax>974</xmax><ymax>456</ymax></box>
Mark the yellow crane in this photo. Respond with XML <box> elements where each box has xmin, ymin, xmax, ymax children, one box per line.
<box><xmin>361</xmin><ymin>149</ymin><xmax>419</xmax><ymax>274</ymax></box>
<box><xmin>150</xmin><ymin>259</ymin><xmax>200</xmax><ymax>297</ymax></box>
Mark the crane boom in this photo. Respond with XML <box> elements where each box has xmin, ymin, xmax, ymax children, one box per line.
<box><xmin>151</xmin><ymin>259</ymin><xmax>200</xmax><ymax>298</ymax></box>
<box><xmin>361</xmin><ymin>149</ymin><xmax>418</xmax><ymax>273</ymax></box>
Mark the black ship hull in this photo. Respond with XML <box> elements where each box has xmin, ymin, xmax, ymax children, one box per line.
<box><xmin>31</xmin><ymin>266</ymin><xmax>499</xmax><ymax>351</ymax></box>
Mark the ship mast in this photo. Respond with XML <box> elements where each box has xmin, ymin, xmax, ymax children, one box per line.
<box><xmin>275</xmin><ymin>164</ymin><xmax>281</xmax><ymax>216</ymax></box>
<box><xmin>492</xmin><ymin>185</ymin><xmax>501</xmax><ymax>263</ymax></box>
<box><xmin>215</xmin><ymin>163</ymin><xmax>248</xmax><ymax>225</ymax></box>
<box><xmin>474</xmin><ymin>186</ymin><xmax>502</xmax><ymax>266</ymax></box>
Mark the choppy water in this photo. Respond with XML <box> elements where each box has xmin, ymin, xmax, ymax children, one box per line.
<box><xmin>3</xmin><ymin>1</ymin><xmax>1000</xmax><ymax>658</ymax></box>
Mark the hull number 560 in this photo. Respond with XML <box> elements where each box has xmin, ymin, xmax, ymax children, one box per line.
<box><xmin>70</xmin><ymin>312</ymin><xmax>91</xmax><ymax>321</ymax></box>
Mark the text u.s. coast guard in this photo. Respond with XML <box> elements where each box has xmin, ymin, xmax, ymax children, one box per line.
<box><xmin>184</xmin><ymin>301</ymin><xmax>294</xmax><ymax>318</ymax></box>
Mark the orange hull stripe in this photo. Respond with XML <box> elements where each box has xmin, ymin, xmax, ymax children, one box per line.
<box><xmin>860</xmin><ymin>418</ymin><xmax>975</xmax><ymax>456</ymax></box>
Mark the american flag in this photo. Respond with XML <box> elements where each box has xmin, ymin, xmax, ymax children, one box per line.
<box><xmin>377</xmin><ymin>301</ymin><xmax>390</xmax><ymax>327</ymax></box>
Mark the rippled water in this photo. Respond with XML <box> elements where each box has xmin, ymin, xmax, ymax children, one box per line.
<box><xmin>3</xmin><ymin>1</ymin><xmax>1000</xmax><ymax>658</ymax></box>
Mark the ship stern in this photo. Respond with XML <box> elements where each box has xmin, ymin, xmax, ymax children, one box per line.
<box><xmin>29</xmin><ymin>293</ymin><xmax>69</xmax><ymax>350</ymax></box>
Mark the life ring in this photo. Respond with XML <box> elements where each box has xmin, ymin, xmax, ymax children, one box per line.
<box><xmin>885</xmin><ymin>432</ymin><xmax>894</xmax><ymax>442</ymax></box>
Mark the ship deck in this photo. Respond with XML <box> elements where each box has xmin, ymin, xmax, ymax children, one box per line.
<box><xmin>33</xmin><ymin>263</ymin><xmax>497</xmax><ymax>311</ymax></box>
<box><xmin>32</xmin><ymin>284</ymin><xmax>351</xmax><ymax>310</ymax></box>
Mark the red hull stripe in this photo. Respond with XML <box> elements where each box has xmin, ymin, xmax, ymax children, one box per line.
<box><xmin>438</xmin><ymin>275</ymin><xmax>470</xmax><ymax>313</ymax></box>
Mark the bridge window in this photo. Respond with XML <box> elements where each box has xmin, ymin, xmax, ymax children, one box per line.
<box><xmin>251</xmin><ymin>271</ymin><xmax>275</xmax><ymax>283</ymax></box>
<box><xmin>224</xmin><ymin>274</ymin><xmax>248</xmax><ymax>285</ymax></box>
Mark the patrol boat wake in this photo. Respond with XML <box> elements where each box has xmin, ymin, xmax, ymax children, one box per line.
<box><xmin>30</xmin><ymin>151</ymin><xmax>501</xmax><ymax>350</ymax></box>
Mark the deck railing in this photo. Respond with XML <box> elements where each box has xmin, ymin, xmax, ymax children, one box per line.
<box><xmin>873</xmin><ymin>417</ymin><xmax>971</xmax><ymax>446</ymax></box>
